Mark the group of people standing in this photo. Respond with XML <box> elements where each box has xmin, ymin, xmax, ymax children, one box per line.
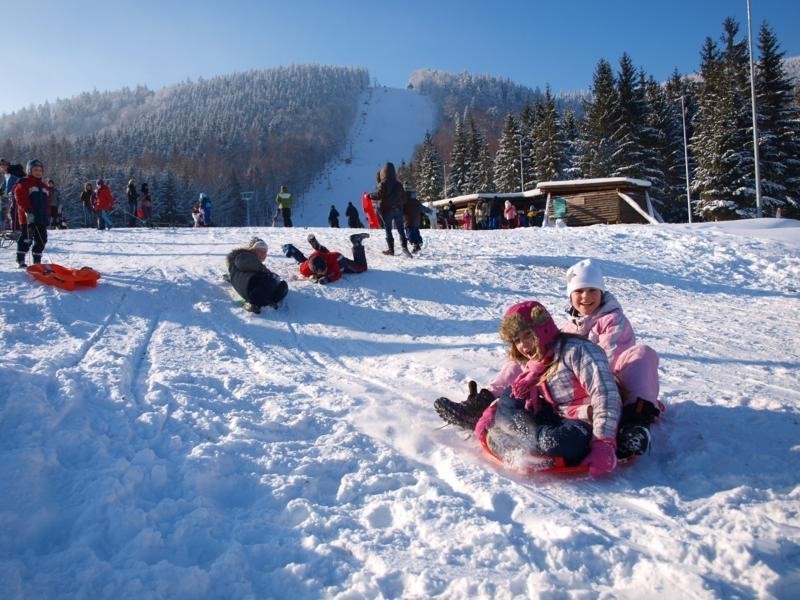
<box><xmin>124</xmin><ymin>179</ymin><xmax>154</xmax><ymax>227</ymax></box>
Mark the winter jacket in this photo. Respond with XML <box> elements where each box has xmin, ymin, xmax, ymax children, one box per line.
<box><xmin>226</xmin><ymin>248</ymin><xmax>285</xmax><ymax>303</ymax></box>
<box><xmin>126</xmin><ymin>184</ymin><xmax>138</xmax><ymax>205</ymax></box>
<box><xmin>371</xmin><ymin>162</ymin><xmax>406</xmax><ymax>215</ymax></box>
<box><xmin>94</xmin><ymin>185</ymin><xmax>115</xmax><ymax>212</ymax></box>
<box><xmin>479</xmin><ymin>337</ymin><xmax>621</xmax><ymax>441</ymax></box>
<box><xmin>299</xmin><ymin>250</ymin><xmax>344</xmax><ymax>282</ymax></box>
<box><xmin>15</xmin><ymin>176</ymin><xmax>51</xmax><ymax>225</ymax></box>
<box><xmin>560</xmin><ymin>292</ymin><xmax>635</xmax><ymax>370</ymax></box>
<box><xmin>504</xmin><ymin>202</ymin><xmax>518</xmax><ymax>222</ymax></box>
<box><xmin>345</xmin><ymin>202</ymin><xmax>361</xmax><ymax>227</ymax></box>
<box><xmin>275</xmin><ymin>190</ymin><xmax>293</xmax><ymax>208</ymax></box>
<box><xmin>561</xmin><ymin>292</ymin><xmax>661</xmax><ymax>407</ymax></box>
<box><xmin>328</xmin><ymin>206</ymin><xmax>340</xmax><ymax>225</ymax></box>
<box><xmin>402</xmin><ymin>193</ymin><xmax>428</xmax><ymax>228</ymax></box>
<box><xmin>80</xmin><ymin>189</ymin><xmax>94</xmax><ymax>208</ymax></box>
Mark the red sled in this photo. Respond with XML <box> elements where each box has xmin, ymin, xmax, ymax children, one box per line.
<box><xmin>26</xmin><ymin>264</ymin><xmax>101</xmax><ymax>291</ymax></box>
<box><xmin>361</xmin><ymin>192</ymin><xmax>381</xmax><ymax>229</ymax></box>
<box><xmin>478</xmin><ymin>429</ymin><xmax>636</xmax><ymax>476</ymax></box>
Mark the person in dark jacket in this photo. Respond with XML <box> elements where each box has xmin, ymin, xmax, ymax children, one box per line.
<box><xmin>328</xmin><ymin>205</ymin><xmax>340</xmax><ymax>228</ymax></box>
<box><xmin>79</xmin><ymin>181</ymin><xmax>94</xmax><ymax>227</ymax></box>
<box><xmin>345</xmin><ymin>201</ymin><xmax>363</xmax><ymax>228</ymax></box>
<box><xmin>403</xmin><ymin>190</ymin><xmax>430</xmax><ymax>253</ymax></box>
<box><xmin>14</xmin><ymin>159</ymin><xmax>51</xmax><ymax>267</ymax></box>
<box><xmin>126</xmin><ymin>178</ymin><xmax>139</xmax><ymax>226</ymax></box>
<box><xmin>282</xmin><ymin>233</ymin><xmax>369</xmax><ymax>284</ymax></box>
<box><xmin>226</xmin><ymin>238</ymin><xmax>288</xmax><ymax>313</ymax></box>
<box><xmin>369</xmin><ymin>162</ymin><xmax>410</xmax><ymax>256</ymax></box>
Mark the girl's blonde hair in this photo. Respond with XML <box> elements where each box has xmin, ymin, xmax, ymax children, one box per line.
<box><xmin>499</xmin><ymin>304</ymin><xmax>554</xmax><ymax>365</ymax></box>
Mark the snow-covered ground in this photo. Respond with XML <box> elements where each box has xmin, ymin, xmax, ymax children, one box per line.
<box><xmin>1</xmin><ymin>218</ymin><xmax>799</xmax><ymax>599</ymax></box>
<box><xmin>296</xmin><ymin>87</ymin><xmax>436</xmax><ymax>226</ymax></box>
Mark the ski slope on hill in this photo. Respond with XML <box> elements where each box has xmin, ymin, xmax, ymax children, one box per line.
<box><xmin>296</xmin><ymin>86</ymin><xmax>436</xmax><ymax>226</ymax></box>
<box><xmin>1</xmin><ymin>219</ymin><xmax>799</xmax><ymax>599</ymax></box>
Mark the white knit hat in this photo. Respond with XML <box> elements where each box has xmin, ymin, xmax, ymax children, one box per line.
<box><xmin>249</xmin><ymin>237</ymin><xmax>268</xmax><ymax>251</ymax></box>
<box><xmin>566</xmin><ymin>259</ymin><xmax>605</xmax><ymax>296</ymax></box>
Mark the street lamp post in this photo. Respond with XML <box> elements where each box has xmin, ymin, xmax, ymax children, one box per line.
<box><xmin>679</xmin><ymin>95</ymin><xmax>693</xmax><ymax>224</ymax></box>
<box><xmin>746</xmin><ymin>0</ymin><xmax>763</xmax><ymax>218</ymax></box>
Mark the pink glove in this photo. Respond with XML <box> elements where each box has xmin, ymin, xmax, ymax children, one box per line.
<box><xmin>580</xmin><ymin>438</ymin><xmax>617</xmax><ymax>477</ymax></box>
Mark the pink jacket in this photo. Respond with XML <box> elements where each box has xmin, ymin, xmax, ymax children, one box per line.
<box><xmin>560</xmin><ymin>292</ymin><xmax>635</xmax><ymax>370</ymax></box>
<box><xmin>477</xmin><ymin>337</ymin><xmax>622</xmax><ymax>441</ymax></box>
<box><xmin>561</xmin><ymin>292</ymin><xmax>661</xmax><ymax>407</ymax></box>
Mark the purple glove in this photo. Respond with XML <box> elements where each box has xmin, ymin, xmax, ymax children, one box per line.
<box><xmin>580</xmin><ymin>438</ymin><xmax>617</xmax><ymax>477</ymax></box>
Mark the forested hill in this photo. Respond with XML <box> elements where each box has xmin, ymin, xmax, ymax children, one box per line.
<box><xmin>0</xmin><ymin>65</ymin><xmax>369</xmax><ymax>226</ymax></box>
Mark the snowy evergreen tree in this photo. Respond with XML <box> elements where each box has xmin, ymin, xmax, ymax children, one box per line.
<box><xmin>413</xmin><ymin>132</ymin><xmax>444</xmax><ymax>203</ymax></box>
<box><xmin>448</xmin><ymin>114</ymin><xmax>471</xmax><ymax>196</ymax></box>
<box><xmin>532</xmin><ymin>86</ymin><xmax>565</xmax><ymax>182</ymax></box>
<box><xmin>518</xmin><ymin>103</ymin><xmax>537</xmax><ymax>189</ymax></box>
<box><xmin>755</xmin><ymin>22</ymin><xmax>800</xmax><ymax>216</ymax></box>
<box><xmin>494</xmin><ymin>114</ymin><xmax>522</xmax><ymax>193</ymax></box>
<box><xmin>466</xmin><ymin>117</ymin><xmax>493</xmax><ymax>193</ymax></box>
<box><xmin>561</xmin><ymin>109</ymin><xmax>582</xmax><ymax>179</ymax></box>
<box><xmin>578</xmin><ymin>59</ymin><xmax>620</xmax><ymax>178</ymax></box>
<box><xmin>612</xmin><ymin>54</ymin><xmax>649</xmax><ymax>179</ymax></box>
<box><xmin>693</xmin><ymin>19</ymin><xmax>756</xmax><ymax>220</ymax></box>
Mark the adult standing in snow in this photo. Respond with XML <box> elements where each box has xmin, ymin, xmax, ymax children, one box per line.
<box><xmin>369</xmin><ymin>162</ymin><xmax>410</xmax><ymax>256</ymax></box>
<box><xmin>14</xmin><ymin>159</ymin><xmax>50</xmax><ymax>267</ymax></box>
<box><xmin>345</xmin><ymin>201</ymin><xmax>362</xmax><ymax>228</ymax></box>
<box><xmin>226</xmin><ymin>237</ymin><xmax>288</xmax><ymax>314</ymax></box>
<box><xmin>126</xmin><ymin>178</ymin><xmax>139</xmax><ymax>226</ymax></box>
<box><xmin>1</xmin><ymin>158</ymin><xmax>24</xmax><ymax>232</ymax></box>
<box><xmin>79</xmin><ymin>181</ymin><xmax>94</xmax><ymax>227</ymax></box>
<box><xmin>93</xmin><ymin>179</ymin><xmax>115</xmax><ymax>230</ymax></box>
<box><xmin>275</xmin><ymin>185</ymin><xmax>293</xmax><ymax>227</ymax></box>
<box><xmin>199</xmin><ymin>193</ymin><xmax>213</xmax><ymax>226</ymax></box>
<box><xmin>282</xmin><ymin>233</ymin><xmax>370</xmax><ymax>284</ymax></box>
<box><xmin>139</xmin><ymin>182</ymin><xmax>152</xmax><ymax>225</ymax></box>
<box><xmin>328</xmin><ymin>205</ymin><xmax>340</xmax><ymax>228</ymax></box>
<box><xmin>47</xmin><ymin>179</ymin><xmax>63</xmax><ymax>229</ymax></box>
<box><xmin>435</xmin><ymin>300</ymin><xmax>627</xmax><ymax>476</ymax></box>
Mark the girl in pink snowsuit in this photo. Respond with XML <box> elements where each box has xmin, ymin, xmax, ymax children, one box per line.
<box><xmin>561</xmin><ymin>259</ymin><xmax>663</xmax><ymax>418</ymax></box>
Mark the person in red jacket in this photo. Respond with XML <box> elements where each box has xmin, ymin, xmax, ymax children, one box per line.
<box><xmin>282</xmin><ymin>233</ymin><xmax>369</xmax><ymax>284</ymax></box>
<box><xmin>93</xmin><ymin>178</ymin><xmax>115</xmax><ymax>230</ymax></box>
<box><xmin>14</xmin><ymin>159</ymin><xmax>50</xmax><ymax>267</ymax></box>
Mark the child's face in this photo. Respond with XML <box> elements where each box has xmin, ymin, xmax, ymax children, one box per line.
<box><xmin>514</xmin><ymin>328</ymin><xmax>538</xmax><ymax>361</ymax></box>
<box><xmin>254</xmin><ymin>248</ymin><xmax>267</xmax><ymax>262</ymax></box>
<box><xmin>570</xmin><ymin>288</ymin><xmax>603</xmax><ymax>316</ymax></box>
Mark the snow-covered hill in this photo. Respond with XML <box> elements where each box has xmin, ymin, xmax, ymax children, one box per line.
<box><xmin>296</xmin><ymin>87</ymin><xmax>436</xmax><ymax>226</ymax></box>
<box><xmin>1</xmin><ymin>219</ymin><xmax>799</xmax><ymax>598</ymax></box>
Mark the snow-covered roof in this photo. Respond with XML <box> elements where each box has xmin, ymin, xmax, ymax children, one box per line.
<box><xmin>430</xmin><ymin>189</ymin><xmax>543</xmax><ymax>207</ymax></box>
<box><xmin>537</xmin><ymin>177</ymin><xmax>652</xmax><ymax>189</ymax></box>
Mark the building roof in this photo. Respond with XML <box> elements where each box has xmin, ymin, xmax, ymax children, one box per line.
<box><xmin>536</xmin><ymin>177</ymin><xmax>652</xmax><ymax>190</ymax></box>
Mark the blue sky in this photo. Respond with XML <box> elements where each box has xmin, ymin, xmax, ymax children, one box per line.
<box><xmin>3</xmin><ymin>0</ymin><xmax>798</xmax><ymax>116</ymax></box>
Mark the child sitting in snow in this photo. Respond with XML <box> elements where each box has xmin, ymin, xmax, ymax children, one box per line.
<box><xmin>561</xmin><ymin>259</ymin><xmax>663</xmax><ymax>437</ymax></box>
<box><xmin>282</xmin><ymin>233</ymin><xmax>370</xmax><ymax>284</ymax></box>
<box><xmin>435</xmin><ymin>301</ymin><xmax>641</xmax><ymax>477</ymax></box>
<box><xmin>226</xmin><ymin>238</ymin><xmax>288</xmax><ymax>313</ymax></box>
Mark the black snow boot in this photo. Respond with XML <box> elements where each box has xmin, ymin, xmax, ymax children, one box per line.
<box><xmin>616</xmin><ymin>424</ymin><xmax>650</xmax><ymax>459</ymax></box>
<box><xmin>434</xmin><ymin>381</ymin><xmax>494</xmax><ymax>430</ymax></box>
<box><xmin>307</xmin><ymin>234</ymin><xmax>329</xmax><ymax>253</ymax></box>
<box><xmin>350</xmin><ymin>233</ymin><xmax>370</xmax><ymax>245</ymax></box>
<box><xmin>382</xmin><ymin>239</ymin><xmax>395</xmax><ymax>256</ymax></box>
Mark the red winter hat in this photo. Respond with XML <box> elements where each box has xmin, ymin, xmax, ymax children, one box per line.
<box><xmin>499</xmin><ymin>301</ymin><xmax>559</xmax><ymax>353</ymax></box>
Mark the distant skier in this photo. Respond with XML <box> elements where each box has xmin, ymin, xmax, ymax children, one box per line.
<box><xmin>199</xmin><ymin>193</ymin><xmax>213</xmax><ymax>226</ymax></box>
<box><xmin>328</xmin><ymin>205</ymin><xmax>340</xmax><ymax>228</ymax></box>
<box><xmin>275</xmin><ymin>185</ymin><xmax>293</xmax><ymax>227</ymax></box>
<box><xmin>345</xmin><ymin>201</ymin><xmax>363</xmax><ymax>228</ymax></box>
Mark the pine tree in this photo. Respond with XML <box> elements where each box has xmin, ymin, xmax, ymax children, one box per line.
<box><xmin>578</xmin><ymin>58</ymin><xmax>620</xmax><ymax>178</ymax></box>
<box><xmin>612</xmin><ymin>54</ymin><xmax>648</xmax><ymax>179</ymax></box>
<box><xmin>448</xmin><ymin>114</ymin><xmax>471</xmax><ymax>196</ymax></box>
<box><xmin>755</xmin><ymin>22</ymin><xmax>800</xmax><ymax>216</ymax></box>
<box><xmin>414</xmin><ymin>132</ymin><xmax>444</xmax><ymax>203</ymax></box>
<box><xmin>561</xmin><ymin>109</ymin><xmax>582</xmax><ymax>179</ymax></box>
<box><xmin>532</xmin><ymin>86</ymin><xmax>565</xmax><ymax>182</ymax></box>
<box><xmin>518</xmin><ymin>103</ymin><xmax>537</xmax><ymax>189</ymax></box>
<box><xmin>693</xmin><ymin>19</ymin><xmax>756</xmax><ymax>220</ymax></box>
<box><xmin>494</xmin><ymin>113</ymin><xmax>522</xmax><ymax>193</ymax></box>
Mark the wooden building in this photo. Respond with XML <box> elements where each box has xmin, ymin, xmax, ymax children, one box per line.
<box><xmin>430</xmin><ymin>177</ymin><xmax>661</xmax><ymax>227</ymax></box>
